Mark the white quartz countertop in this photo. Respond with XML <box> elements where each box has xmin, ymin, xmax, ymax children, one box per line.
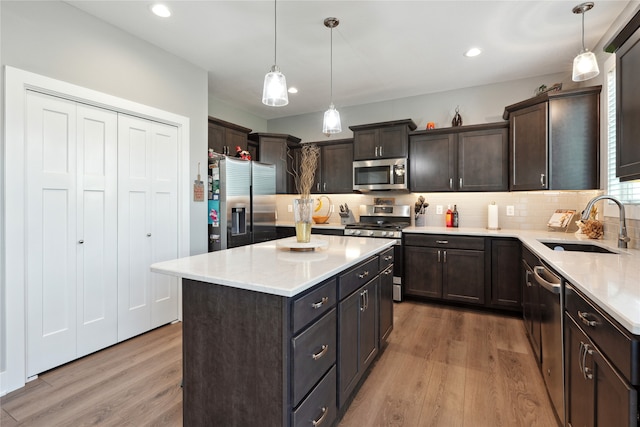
<box><xmin>404</xmin><ymin>226</ymin><xmax>640</xmax><ymax>335</ymax></box>
<box><xmin>151</xmin><ymin>235</ymin><xmax>394</xmax><ymax>298</ymax></box>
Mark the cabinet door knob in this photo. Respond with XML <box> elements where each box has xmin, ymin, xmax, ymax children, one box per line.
<box><xmin>78</xmin><ymin>240</ymin><xmax>84</xmax><ymax>244</ymax></box>
<box><xmin>311</xmin><ymin>296</ymin><xmax>329</xmax><ymax>309</ymax></box>
<box><xmin>312</xmin><ymin>407</ymin><xmax>328</xmax><ymax>426</ymax></box>
<box><xmin>379</xmin><ymin>145</ymin><xmax>383</xmax><ymax>156</ymax></box>
<box><xmin>540</xmin><ymin>173</ymin><xmax>546</xmax><ymax>187</ymax></box>
<box><xmin>375</xmin><ymin>146</ymin><xmax>379</xmax><ymax>157</ymax></box>
<box><xmin>357</xmin><ymin>271</ymin><xmax>369</xmax><ymax>279</ymax></box>
<box><xmin>147</xmin><ymin>233</ymin><xmax>152</xmax><ymax>237</ymax></box>
<box><xmin>311</xmin><ymin>344</ymin><xmax>329</xmax><ymax>361</ymax></box>
<box><xmin>459</xmin><ymin>178</ymin><xmax>463</xmax><ymax>188</ymax></box>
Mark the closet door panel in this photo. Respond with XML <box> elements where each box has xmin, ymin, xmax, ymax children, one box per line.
<box><xmin>150</xmin><ymin>123</ymin><xmax>179</xmax><ymax>327</ymax></box>
<box><xmin>118</xmin><ymin>115</ymin><xmax>153</xmax><ymax>341</ymax></box>
<box><xmin>26</xmin><ymin>91</ymin><xmax>77</xmax><ymax>376</ymax></box>
<box><xmin>76</xmin><ymin>104</ymin><xmax>118</xmax><ymax>357</ymax></box>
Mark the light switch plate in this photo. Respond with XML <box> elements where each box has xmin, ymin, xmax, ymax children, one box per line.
<box><xmin>436</xmin><ymin>205</ymin><xmax>443</xmax><ymax>215</ymax></box>
<box><xmin>506</xmin><ymin>205</ymin><xmax>515</xmax><ymax>216</ymax></box>
<box><xmin>287</xmin><ymin>205</ymin><xmax>293</xmax><ymax>213</ymax></box>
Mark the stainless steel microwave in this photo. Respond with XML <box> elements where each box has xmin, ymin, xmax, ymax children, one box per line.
<box><xmin>353</xmin><ymin>158</ymin><xmax>408</xmax><ymax>191</ymax></box>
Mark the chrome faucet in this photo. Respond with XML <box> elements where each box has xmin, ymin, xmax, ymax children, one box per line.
<box><xmin>581</xmin><ymin>195</ymin><xmax>631</xmax><ymax>248</ymax></box>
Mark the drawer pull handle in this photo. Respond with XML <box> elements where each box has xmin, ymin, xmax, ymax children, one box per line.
<box><xmin>384</xmin><ymin>255</ymin><xmax>393</xmax><ymax>261</ymax></box>
<box><xmin>578</xmin><ymin>310</ymin><xmax>597</xmax><ymax>327</ymax></box>
<box><xmin>357</xmin><ymin>271</ymin><xmax>369</xmax><ymax>279</ymax></box>
<box><xmin>311</xmin><ymin>345</ymin><xmax>328</xmax><ymax>361</ymax></box>
<box><xmin>383</xmin><ymin>267</ymin><xmax>393</xmax><ymax>275</ymax></box>
<box><xmin>435</xmin><ymin>240</ymin><xmax>448</xmax><ymax>244</ymax></box>
<box><xmin>312</xmin><ymin>407</ymin><xmax>328</xmax><ymax>426</ymax></box>
<box><xmin>311</xmin><ymin>297</ymin><xmax>329</xmax><ymax>309</ymax></box>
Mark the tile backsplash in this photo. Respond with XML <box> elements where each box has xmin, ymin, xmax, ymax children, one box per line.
<box><xmin>275</xmin><ymin>190</ymin><xmax>640</xmax><ymax>247</ymax></box>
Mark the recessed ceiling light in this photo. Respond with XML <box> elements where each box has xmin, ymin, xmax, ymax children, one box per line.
<box><xmin>288</xmin><ymin>87</ymin><xmax>298</xmax><ymax>94</ymax></box>
<box><xmin>151</xmin><ymin>4</ymin><xmax>171</xmax><ymax>18</ymax></box>
<box><xmin>464</xmin><ymin>47</ymin><xmax>482</xmax><ymax>58</ymax></box>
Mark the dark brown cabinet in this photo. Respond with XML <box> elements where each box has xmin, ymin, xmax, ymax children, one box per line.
<box><xmin>606</xmin><ymin>9</ymin><xmax>640</xmax><ymax>181</ymax></box>
<box><xmin>248</xmin><ymin>132</ymin><xmax>301</xmax><ymax>194</ymax></box>
<box><xmin>564</xmin><ymin>283</ymin><xmax>639</xmax><ymax>427</ymax></box>
<box><xmin>379</xmin><ymin>247</ymin><xmax>394</xmax><ymax>343</ymax></box>
<box><xmin>338</xmin><ymin>259</ymin><xmax>380</xmax><ymax>409</ymax></box>
<box><xmin>208</xmin><ymin>116</ymin><xmax>252</xmax><ymax>156</ymax></box>
<box><xmin>522</xmin><ymin>246</ymin><xmax>541</xmax><ymax>364</ymax></box>
<box><xmin>302</xmin><ymin>140</ymin><xmax>354</xmax><ymax>194</ymax></box>
<box><xmin>350</xmin><ymin>119</ymin><xmax>416</xmax><ymax>160</ymax></box>
<box><xmin>490</xmin><ymin>238</ymin><xmax>521</xmax><ymax>311</ymax></box>
<box><xmin>403</xmin><ymin>234</ymin><xmax>485</xmax><ymax>305</ymax></box>
<box><xmin>409</xmin><ymin>122</ymin><xmax>508</xmax><ymax>192</ymax></box>
<box><xmin>504</xmin><ymin>86</ymin><xmax>601</xmax><ymax>191</ymax></box>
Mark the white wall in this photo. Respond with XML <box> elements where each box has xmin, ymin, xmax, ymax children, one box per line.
<box><xmin>267</xmin><ymin>72</ymin><xmax>571</xmax><ymax>142</ymax></box>
<box><xmin>1</xmin><ymin>0</ymin><xmax>208</xmax><ymax>256</ymax></box>
<box><xmin>208</xmin><ymin>93</ymin><xmax>268</xmax><ymax>133</ymax></box>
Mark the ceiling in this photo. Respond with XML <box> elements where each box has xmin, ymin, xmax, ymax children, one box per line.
<box><xmin>66</xmin><ymin>1</ymin><xmax>631</xmax><ymax>120</ymax></box>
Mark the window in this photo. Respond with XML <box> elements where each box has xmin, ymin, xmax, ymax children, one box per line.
<box><xmin>606</xmin><ymin>66</ymin><xmax>640</xmax><ymax>203</ymax></box>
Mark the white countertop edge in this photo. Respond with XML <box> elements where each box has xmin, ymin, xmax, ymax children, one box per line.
<box><xmin>151</xmin><ymin>236</ymin><xmax>395</xmax><ymax>298</ymax></box>
<box><xmin>406</xmin><ymin>226</ymin><xmax>640</xmax><ymax>335</ymax></box>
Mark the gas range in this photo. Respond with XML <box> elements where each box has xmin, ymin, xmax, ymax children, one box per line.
<box><xmin>343</xmin><ymin>205</ymin><xmax>411</xmax><ymax>239</ymax></box>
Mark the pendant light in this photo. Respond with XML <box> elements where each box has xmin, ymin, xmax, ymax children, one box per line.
<box><xmin>262</xmin><ymin>0</ymin><xmax>288</xmax><ymax>106</ymax></box>
<box><xmin>571</xmin><ymin>2</ymin><xmax>600</xmax><ymax>82</ymax></box>
<box><xmin>322</xmin><ymin>17</ymin><xmax>342</xmax><ymax>135</ymax></box>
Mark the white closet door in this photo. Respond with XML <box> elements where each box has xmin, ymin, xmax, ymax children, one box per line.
<box><xmin>26</xmin><ymin>91</ymin><xmax>78</xmax><ymax>376</ymax></box>
<box><xmin>75</xmin><ymin>104</ymin><xmax>118</xmax><ymax>357</ymax></box>
<box><xmin>149</xmin><ymin>122</ymin><xmax>179</xmax><ymax>328</ymax></box>
<box><xmin>118</xmin><ymin>114</ymin><xmax>153</xmax><ymax>341</ymax></box>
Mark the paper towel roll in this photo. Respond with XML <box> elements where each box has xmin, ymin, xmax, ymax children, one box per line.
<box><xmin>488</xmin><ymin>203</ymin><xmax>499</xmax><ymax>229</ymax></box>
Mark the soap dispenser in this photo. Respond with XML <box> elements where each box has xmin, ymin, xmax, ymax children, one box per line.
<box><xmin>445</xmin><ymin>205</ymin><xmax>453</xmax><ymax>227</ymax></box>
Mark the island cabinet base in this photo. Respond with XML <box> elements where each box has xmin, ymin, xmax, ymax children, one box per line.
<box><xmin>182</xmin><ymin>279</ymin><xmax>290</xmax><ymax>426</ymax></box>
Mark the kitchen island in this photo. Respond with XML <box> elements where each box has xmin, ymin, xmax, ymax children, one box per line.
<box><xmin>151</xmin><ymin>235</ymin><xmax>395</xmax><ymax>426</ymax></box>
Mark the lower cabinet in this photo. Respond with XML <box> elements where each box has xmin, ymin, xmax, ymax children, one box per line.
<box><xmin>181</xmin><ymin>248</ymin><xmax>393</xmax><ymax>426</ymax></box>
<box><xmin>564</xmin><ymin>284</ymin><xmax>639</xmax><ymax>427</ymax></box>
<box><xmin>490</xmin><ymin>238</ymin><xmax>521</xmax><ymax>310</ymax></box>
<box><xmin>338</xmin><ymin>261</ymin><xmax>380</xmax><ymax>408</ymax></box>
<box><xmin>522</xmin><ymin>245</ymin><xmax>541</xmax><ymax>364</ymax></box>
<box><xmin>403</xmin><ymin>234</ymin><xmax>485</xmax><ymax>305</ymax></box>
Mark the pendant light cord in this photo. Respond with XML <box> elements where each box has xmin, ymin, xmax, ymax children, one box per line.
<box><xmin>330</xmin><ymin>25</ymin><xmax>333</xmax><ymax>103</ymax></box>
<box><xmin>273</xmin><ymin>0</ymin><xmax>278</xmax><ymax>64</ymax></box>
<box><xmin>581</xmin><ymin>10</ymin><xmax>586</xmax><ymax>51</ymax></box>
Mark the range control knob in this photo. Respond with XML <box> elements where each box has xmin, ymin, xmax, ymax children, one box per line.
<box><xmin>354</xmin><ymin>230</ymin><xmax>361</xmax><ymax>235</ymax></box>
<box><xmin>367</xmin><ymin>230</ymin><xmax>374</xmax><ymax>236</ymax></box>
<box><xmin>381</xmin><ymin>231</ymin><xmax>387</xmax><ymax>237</ymax></box>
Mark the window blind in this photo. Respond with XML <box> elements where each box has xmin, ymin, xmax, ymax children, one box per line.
<box><xmin>607</xmin><ymin>67</ymin><xmax>640</xmax><ymax>203</ymax></box>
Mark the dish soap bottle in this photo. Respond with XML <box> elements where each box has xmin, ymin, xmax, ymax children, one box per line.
<box><xmin>445</xmin><ymin>205</ymin><xmax>453</xmax><ymax>227</ymax></box>
<box><xmin>453</xmin><ymin>204</ymin><xmax>459</xmax><ymax>228</ymax></box>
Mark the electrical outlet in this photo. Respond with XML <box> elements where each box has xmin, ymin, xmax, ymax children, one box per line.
<box><xmin>287</xmin><ymin>204</ymin><xmax>293</xmax><ymax>213</ymax></box>
<box><xmin>436</xmin><ymin>205</ymin><xmax>443</xmax><ymax>215</ymax></box>
<box><xmin>506</xmin><ymin>205</ymin><xmax>515</xmax><ymax>216</ymax></box>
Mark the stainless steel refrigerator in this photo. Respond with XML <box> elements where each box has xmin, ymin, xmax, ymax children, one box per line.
<box><xmin>208</xmin><ymin>156</ymin><xmax>276</xmax><ymax>251</ymax></box>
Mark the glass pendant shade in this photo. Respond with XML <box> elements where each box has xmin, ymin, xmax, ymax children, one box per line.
<box><xmin>262</xmin><ymin>65</ymin><xmax>289</xmax><ymax>107</ymax></box>
<box><xmin>572</xmin><ymin>50</ymin><xmax>600</xmax><ymax>82</ymax></box>
<box><xmin>322</xmin><ymin>103</ymin><xmax>342</xmax><ymax>134</ymax></box>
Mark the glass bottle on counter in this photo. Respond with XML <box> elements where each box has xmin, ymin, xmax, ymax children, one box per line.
<box><xmin>445</xmin><ymin>205</ymin><xmax>453</xmax><ymax>227</ymax></box>
<box><xmin>453</xmin><ymin>205</ymin><xmax>459</xmax><ymax>228</ymax></box>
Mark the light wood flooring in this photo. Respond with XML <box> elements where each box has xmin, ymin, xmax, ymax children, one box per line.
<box><xmin>1</xmin><ymin>301</ymin><xmax>558</xmax><ymax>426</ymax></box>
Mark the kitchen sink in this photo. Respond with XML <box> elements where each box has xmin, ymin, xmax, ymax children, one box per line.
<box><xmin>539</xmin><ymin>241</ymin><xmax>617</xmax><ymax>254</ymax></box>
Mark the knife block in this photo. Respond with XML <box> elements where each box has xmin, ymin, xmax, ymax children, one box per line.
<box><xmin>339</xmin><ymin>211</ymin><xmax>356</xmax><ymax>225</ymax></box>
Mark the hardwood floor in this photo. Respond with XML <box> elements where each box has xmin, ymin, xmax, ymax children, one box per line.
<box><xmin>1</xmin><ymin>302</ymin><xmax>558</xmax><ymax>426</ymax></box>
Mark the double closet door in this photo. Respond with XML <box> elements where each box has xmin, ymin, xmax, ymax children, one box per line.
<box><xmin>26</xmin><ymin>91</ymin><xmax>178</xmax><ymax>377</ymax></box>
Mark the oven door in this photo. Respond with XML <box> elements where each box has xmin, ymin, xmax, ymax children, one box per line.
<box><xmin>353</xmin><ymin>158</ymin><xmax>407</xmax><ymax>191</ymax></box>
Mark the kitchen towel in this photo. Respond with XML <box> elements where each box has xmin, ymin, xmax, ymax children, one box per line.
<box><xmin>488</xmin><ymin>203</ymin><xmax>499</xmax><ymax>229</ymax></box>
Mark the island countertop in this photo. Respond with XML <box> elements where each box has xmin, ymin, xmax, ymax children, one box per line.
<box><xmin>151</xmin><ymin>235</ymin><xmax>395</xmax><ymax>297</ymax></box>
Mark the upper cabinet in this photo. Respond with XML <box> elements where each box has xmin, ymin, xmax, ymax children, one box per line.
<box><xmin>605</xmin><ymin>9</ymin><xmax>640</xmax><ymax>182</ymax></box>
<box><xmin>503</xmin><ymin>86</ymin><xmax>601</xmax><ymax>191</ymax></box>
<box><xmin>290</xmin><ymin>139</ymin><xmax>354</xmax><ymax>194</ymax></box>
<box><xmin>208</xmin><ymin>116</ymin><xmax>252</xmax><ymax>157</ymax></box>
<box><xmin>248</xmin><ymin>132</ymin><xmax>301</xmax><ymax>194</ymax></box>
<box><xmin>409</xmin><ymin>122</ymin><xmax>509</xmax><ymax>192</ymax></box>
<box><xmin>350</xmin><ymin>119</ymin><xmax>416</xmax><ymax>160</ymax></box>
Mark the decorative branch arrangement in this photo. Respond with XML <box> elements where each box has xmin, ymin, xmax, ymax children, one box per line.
<box><xmin>290</xmin><ymin>143</ymin><xmax>320</xmax><ymax>199</ymax></box>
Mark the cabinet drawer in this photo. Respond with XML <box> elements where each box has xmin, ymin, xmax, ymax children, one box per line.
<box><xmin>292</xmin><ymin>365</ymin><xmax>337</xmax><ymax>427</ymax></box>
<box><xmin>292</xmin><ymin>309</ymin><xmax>337</xmax><ymax>406</ymax></box>
<box><xmin>339</xmin><ymin>256</ymin><xmax>379</xmax><ymax>300</ymax></box>
<box><xmin>404</xmin><ymin>233</ymin><xmax>484</xmax><ymax>250</ymax></box>
<box><xmin>565</xmin><ymin>283</ymin><xmax>640</xmax><ymax>385</ymax></box>
<box><xmin>292</xmin><ymin>278</ymin><xmax>337</xmax><ymax>334</ymax></box>
<box><xmin>379</xmin><ymin>247</ymin><xmax>394</xmax><ymax>271</ymax></box>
